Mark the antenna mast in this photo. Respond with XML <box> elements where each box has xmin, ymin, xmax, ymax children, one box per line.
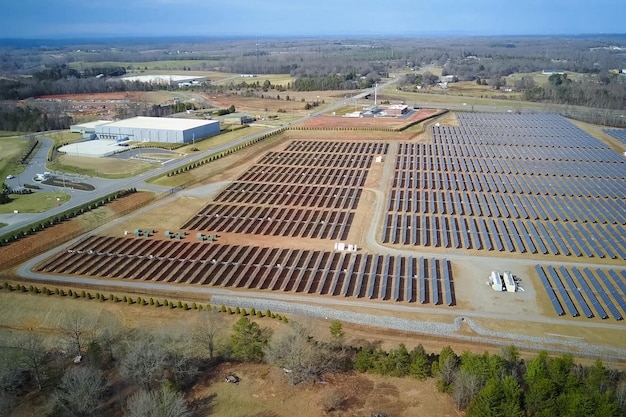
<box><xmin>374</xmin><ymin>83</ymin><xmax>378</xmax><ymax>107</ymax></box>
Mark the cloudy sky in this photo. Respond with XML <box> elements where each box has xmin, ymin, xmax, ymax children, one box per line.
<box><xmin>2</xmin><ymin>0</ymin><xmax>624</xmax><ymax>38</ymax></box>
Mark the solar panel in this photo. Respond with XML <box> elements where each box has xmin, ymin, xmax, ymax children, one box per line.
<box><xmin>407</xmin><ymin>256</ymin><xmax>414</xmax><ymax>302</ymax></box>
<box><xmin>546</xmin><ymin>222</ymin><xmax>569</xmax><ymax>256</ymax></box>
<box><xmin>393</xmin><ymin>256</ymin><xmax>402</xmax><ymax>301</ymax></box>
<box><xmin>380</xmin><ymin>255</ymin><xmax>391</xmax><ymax>300</ymax></box>
<box><xmin>516</xmin><ymin>220</ymin><xmax>536</xmax><ymax>254</ymax></box>
<box><xmin>419</xmin><ymin>257</ymin><xmax>427</xmax><ymax>303</ymax></box>
<box><xmin>479</xmin><ymin>218</ymin><xmax>493</xmax><ymax>251</ymax></box>
<box><xmin>559</xmin><ymin>266</ymin><xmax>593</xmax><ymax>318</ymax></box>
<box><xmin>507</xmin><ymin>219</ymin><xmax>526</xmax><ymax>253</ymax></box>
<box><xmin>367</xmin><ymin>255</ymin><xmax>380</xmax><ymax>299</ymax></box>
<box><xmin>556</xmin><ymin>222</ymin><xmax>582</xmax><ymax>257</ymax></box>
<box><xmin>498</xmin><ymin>219</ymin><xmax>515</xmax><ymax>252</ymax></box>
<box><xmin>526</xmin><ymin>222</ymin><xmax>547</xmax><ymax>254</ymax></box>
<box><xmin>431</xmin><ymin>258</ymin><xmax>440</xmax><ymax>305</ymax></box>
<box><xmin>594</xmin><ymin>269</ymin><xmax>626</xmax><ymax>317</ymax></box>
<box><xmin>354</xmin><ymin>254</ymin><xmax>368</xmax><ymax>298</ymax></box>
<box><xmin>442</xmin><ymin>259</ymin><xmax>453</xmax><ymax>306</ymax></box>
<box><xmin>535</xmin><ymin>265</ymin><xmax>565</xmax><ymax>316</ymax></box>
<box><xmin>547</xmin><ymin>265</ymin><xmax>579</xmax><ymax>317</ymax></box>
<box><xmin>570</xmin><ymin>267</ymin><xmax>607</xmax><ymax>319</ymax></box>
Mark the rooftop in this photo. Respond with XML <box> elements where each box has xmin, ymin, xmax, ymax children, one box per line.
<box><xmin>99</xmin><ymin>116</ymin><xmax>219</xmax><ymax>131</ymax></box>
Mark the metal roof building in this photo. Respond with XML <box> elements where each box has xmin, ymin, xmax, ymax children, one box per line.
<box><xmin>94</xmin><ymin>116</ymin><xmax>220</xmax><ymax>143</ymax></box>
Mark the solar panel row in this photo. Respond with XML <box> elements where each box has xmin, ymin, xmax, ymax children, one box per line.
<box><xmin>536</xmin><ymin>265</ymin><xmax>625</xmax><ymax>320</ymax></box>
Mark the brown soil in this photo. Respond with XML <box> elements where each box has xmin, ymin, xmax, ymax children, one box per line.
<box><xmin>0</xmin><ymin>192</ymin><xmax>154</xmax><ymax>271</ymax></box>
<box><xmin>36</xmin><ymin>92</ymin><xmax>145</xmax><ymax>101</ymax></box>
<box><xmin>189</xmin><ymin>362</ymin><xmax>459</xmax><ymax>417</ymax></box>
<box><xmin>299</xmin><ymin>109</ymin><xmax>442</xmax><ymax>130</ymax></box>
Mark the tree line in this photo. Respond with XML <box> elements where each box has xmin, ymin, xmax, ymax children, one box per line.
<box><xmin>1</xmin><ymin>285</ymin><xmax>625</xmax><ymax>417</ymax></box>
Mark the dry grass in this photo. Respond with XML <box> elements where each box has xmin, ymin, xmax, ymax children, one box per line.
<box><xmin>50</xmin><ymin>155</ymin><xmax>158</xmax><ymax>178</ymax></box>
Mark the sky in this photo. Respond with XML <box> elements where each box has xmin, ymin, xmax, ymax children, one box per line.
<box><xmin>2</xmin><ymin>0</ymin><xmax>625</xmax><ymax>39</ymax></box>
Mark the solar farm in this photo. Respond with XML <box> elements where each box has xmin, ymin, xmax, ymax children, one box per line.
<box><xmin>32</xmin><ymin>112</ymin><xmax>626</xmax><ymax>342</ymax></box>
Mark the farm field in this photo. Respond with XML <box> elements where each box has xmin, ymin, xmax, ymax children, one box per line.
<box><xmin>0</xmin><ymin>136</ymin><xmax>31</xmax><ymax>180</ymax></box>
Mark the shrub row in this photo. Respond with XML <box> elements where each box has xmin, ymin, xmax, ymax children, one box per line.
<box><xmin>9</xmin><ymin>188</ymin><xmax>34</xmax><ymax>195</ymax></box>
<box><xmin>166</xmin><ymin>127</ymin><xmax>287</xmax><ymax>178</ymax></box>
<box><xmin>1</xmin><ymin>282</ymin><xmax>288</xmax><ymax>322</ymax></box>
<box><xmin>19</xmin><ymin>139</ymin><xmax>39</xmax><ymax>164</ymax></box>
<box><xmin>0</xmin><ymin>188</ymin><xmax>137</xmax><ymax>247</ymax></box>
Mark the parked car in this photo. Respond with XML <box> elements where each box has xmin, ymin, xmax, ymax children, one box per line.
<box><xmin>6</xmin><ymin>174</ymin><xmax>15</xmax><ymax>179</ymax></box>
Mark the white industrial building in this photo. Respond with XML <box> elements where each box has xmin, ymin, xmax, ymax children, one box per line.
<box><xmin>94</xmin><ymin>116</ymin><xmax>220</xmax><ymax>144</ymax></box>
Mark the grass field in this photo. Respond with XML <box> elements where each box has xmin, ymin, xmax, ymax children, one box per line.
<box><xmin>0</xmin><ymin>191</ymin><xmax>71</xmax><ymax>214</ymax></box>
<box><xmin>211</xmin><ymin>73</ymin><xmax>294</xmax><ymax>87</ymax></box>
<box><xmin>46</xmin><ymin>131</ymin><xmax>82</xmax><ymax>147</ymax></box>
<box><xmin>0</xmin><ymin>136</ymin><xmax>31</xmax><ymax>181</ymax></box>
<box><xmin>47</xmin><ymin>155</ymin><xmax>158</xmax><ymax>179</ymax></box>
<box><xmin>383</xmin><ymin>85</ymin><xmax>545</xmax><ymax>110</ymax></box>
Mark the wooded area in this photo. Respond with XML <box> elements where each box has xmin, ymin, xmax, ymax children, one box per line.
<box><xmin>1</xmin><ymin>285</ymin><xmax>624</xmax><ymax>417</ymax></box>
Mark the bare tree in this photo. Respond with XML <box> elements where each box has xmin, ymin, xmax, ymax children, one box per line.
<box><xmin>54</xmin><ymin>366</ymin><xmax>107</xmax><ymax>417</ymax></box>
<box><xmin>194</xmin><ymin>308</ymin><xmax>225</xmax><ymax>360</ymax></box>
<box><xmin>265</xmin><ymin>322</ymin><xmax>343</xmax><ymax>385</ymax></box>
<box><xmin>124</xmin><ymin>385</ymin><xmax>191</xmax><ymax>417</ymax></box>
<box><xmin>0</xmin><ymin>366</ymin><xmax>30</xmax><ymax>415</ymax></box>
<box><xmin>452</xmin><ymin>370</ymin><xmax>482</xmax><ymax>411</ymax></box>
<box><xmin>19</xmin><ymin>333</ymin><xmax>47</xmax><ymax>389</ymax></box>
<box><xmin>119</xmin><ymin>336</ymin><xmax>167</xmax><ymax>390</ymax></box>
<box><xmin>62</xmin><ymin>311</ymin><xmax>92</xmax><ymax>357</ymax></box>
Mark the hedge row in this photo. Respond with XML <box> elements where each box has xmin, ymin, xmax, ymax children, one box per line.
<box><xmin>0</xmin><ymin>188</ymin><xmax>137</xmax><ymax>247</ymax></box>
<box><xmin>166</xmin><ymin>127</ymin><xmax>287</xmax><ymax>178</ymax></box>
<box><xmin>19</xmin><ymin>139</ymin><xmax>39</xmax><ymax>164</ymax></box>
<box><xmin>1</xmin><ymin>282</ymin><xmax>288</xmax><ymax>322</ymax></box>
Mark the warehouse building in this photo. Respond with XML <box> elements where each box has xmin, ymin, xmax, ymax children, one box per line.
<box><xmin>94</xmin><ymin>116</ymin><xmax>220</xmax><ymax>144</ymax></box>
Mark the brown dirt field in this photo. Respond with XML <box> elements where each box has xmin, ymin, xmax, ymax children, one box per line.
<box><xmin>299</xmin><ymin>109</ymin><xmax>442</xmax><ymax>130</ymax></box>
<box><xmin>204</xmin><ymin>93</ymin><xmax>310</xmax><ymax>115</ymax></box>
<box><xmin>190</xmin><ymin>362</ymin><xmax>459</xmax><ymax>417</ymax></box>
<box><xmin>36</xmin><ymin>92</ymin><xmax>145</xmax><ymax>101</ymax></box>
<box><xmin>206</xmin><ymin>91</ymin><xmax>358</xmax><ymax>110</ymax></box>
<box><xmin>0</xmin><ymin>192</ymin><xmax>155</xmax><ymax>272</ymax></box>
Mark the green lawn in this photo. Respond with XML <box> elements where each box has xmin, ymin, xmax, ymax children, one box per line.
<box><xmin>46</xmin><ymin>156</ymin><xmax>157</xmax><ymax>179</ymax></box>
<box><xmin>0</xmin><ymin>192</ymin><xmax>71</xmax><ymax>214</ymax></box>
<box><xmin>0</xmin><ymin>136</ymin><xmax>31</xmax><ymax>181</ymax></box>
<box><xmin>175</xmin><ymin>125</ymin><xmax>266</xmax><ymax>154</ymax></box>
<box><xmin>46</xmin><ymin>131</ymin><xmax>82</xmax><ymax>147</ymax></box>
